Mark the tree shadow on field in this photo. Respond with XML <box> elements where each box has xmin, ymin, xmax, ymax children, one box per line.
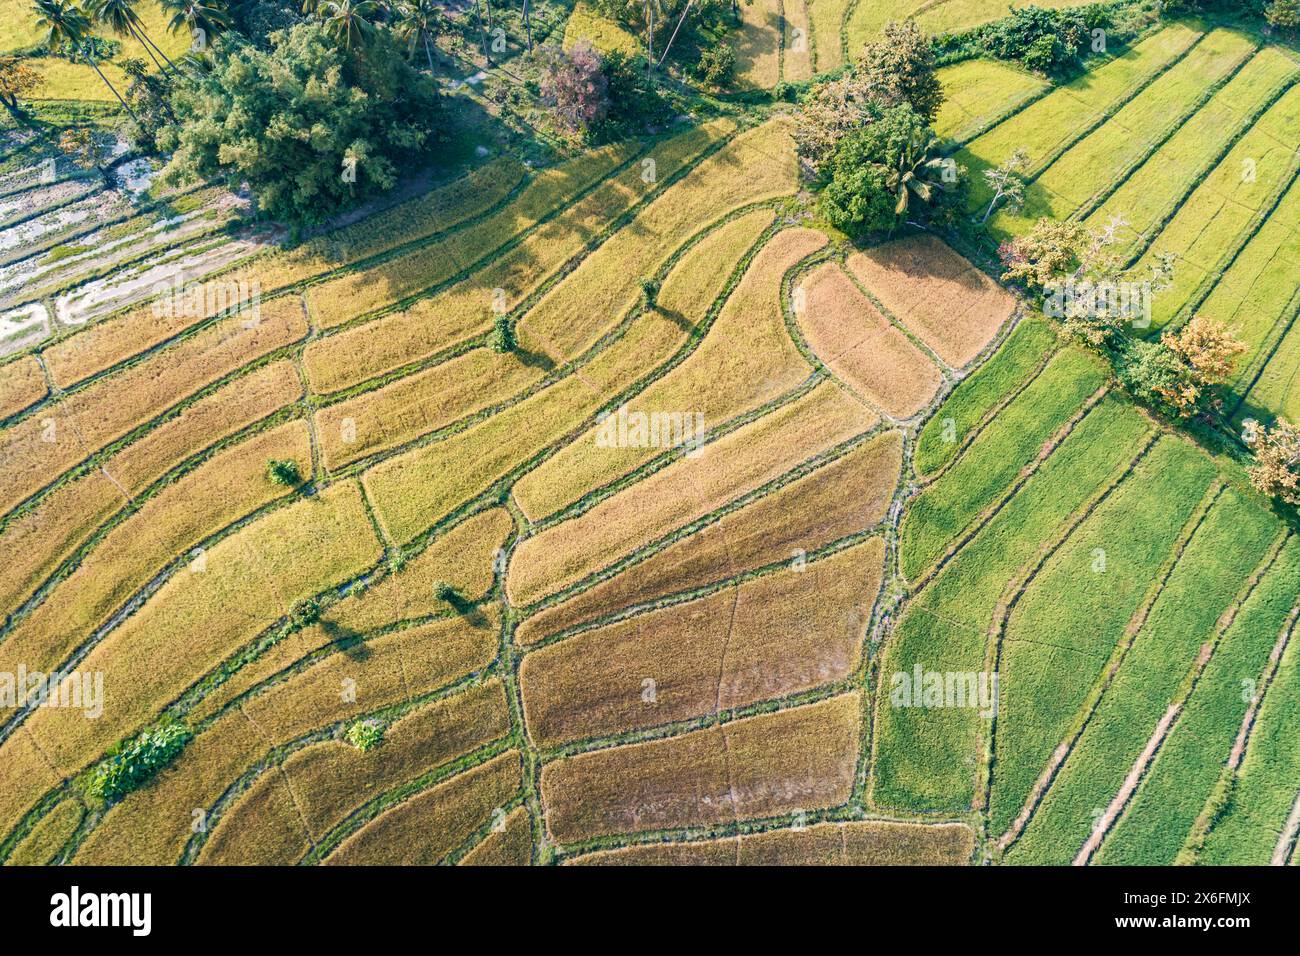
<box><xmin>654</xmin><ymin>305</ymin><xmax>694</xmax><ymax>333</ymax></box>
<box><xmin>514</xmin><ymin>343</ymin><xmax>556</xmax><ymax>372</ymax></box>
<box><xmin>320</xmin><ymin>619</ymin><xmax>371</xmax><ymax>662</ymax></box>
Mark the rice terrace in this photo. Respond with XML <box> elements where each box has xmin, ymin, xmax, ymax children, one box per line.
<box><xmin>0</xmin><ymin>0</ymin><xmax>1298</xmax><ymax>878</ymax></box>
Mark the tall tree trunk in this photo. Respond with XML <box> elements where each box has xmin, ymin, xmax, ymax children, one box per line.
<box><xmin>87</xmin><ymin>56</ymin><xmax>140</xmax><ymax>124</ymax></box>
<box><xmin>129</xmin><ymin>13</ymin><xmax>178</xmax><ymax>74</ymax></box>
<box><xmin>523</xmin><ymin>0</ymin><xmax>532</xmax><ymax>51</ymax></box>
<box><xmin>646</xmin><ymin>3</ymin><xmax>654</xmax><ymax>69</ymax></box>
<box><xmin>424</xmin><ymin>32</ymin><xmax>434</xmax><ymax>71</ymax></box>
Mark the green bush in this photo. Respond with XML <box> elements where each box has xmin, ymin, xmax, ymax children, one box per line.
<box><xmin>266</xmin><ymin>458</ymin><xmax>302</xmax><ymax>486</ymax></box>
<box><xmin>490</xmin><ymin>314</ymin><xmax>516</xmax><ymax>353</ymax></box>
<box><xmin>345</xmin><ymin>719</ymin><xmax>385</xmax><ymax>751</ymax></box>
<box><xmin>86</xmin><ymin>723</ymin><xmax>193</xmax><ymax>802</ymax></box>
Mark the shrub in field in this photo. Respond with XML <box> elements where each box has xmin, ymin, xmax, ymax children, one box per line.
<box><xmin>982</xmin><ymin>7</ymin><xmax>1089</xmax><ymax>76</ymax></box>
<box><xmin>291</xmin><ymin>598</ymin><xmax>321</xmax><ymax>628</ymax></box>
<box><xmin>638</xmin><ymin>276</ymin><xmax>659</xmax><ymax>308</ymax></box>
<box><xmin>86</xmin><ymin>724</ymin><xmax>193</xmax><ymax>802</ymax></box>
<box><xmin>593</xmin><ymin>50</ymin><xmax>675</xmax><ymax>140</ymax></box>
<box><xmin>344</xmin><ymin>719</ymin><xmax>385</xmax><ymax>751</ymax></box>
<box><xmin>0</xmin><ymin>57</ymin><xmax>41</xmax><ymax>119</ymax></box>
<box><xmin>489</xmin><ymin>315</ymin><xmax>516</xmax><ymax>353</ymax></box>
<box><xmin>1116</xmin><ymin>319</ymin><xmax>1244</xmax><ymax>417</ymax></box>
<box><xmin>160</xmin><ymin>22</ymin><xmax>441</xmax><ymax>227</ymax></box>
<box><xmin>1246</xmin><ymin>418</ymin><xmax>1300</xmax><ymax>505</ymax></box>
<box><xmin>266</xmin><ymin>458</ymin><xmax>302</xmax><ymax>486</ymax></box>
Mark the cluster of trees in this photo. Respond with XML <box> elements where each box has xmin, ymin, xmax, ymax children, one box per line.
<box><xmin>534</xmin><ymin>40</ymin><xmax>671</xmax><ymax>141</ymax></box>
<box><xmin>997</xmin><ymin>216</ymin><xmax>1300</xmax><ymax>506</ymax></box>
<box><xmin>797</xmin><ymin>22</ymin><xmax>963</xmax><ymax>240</ymax></box>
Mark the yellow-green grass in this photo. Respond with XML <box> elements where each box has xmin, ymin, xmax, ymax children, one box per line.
<box><xmin>0</xmin><ymin>730</ymin><xmax>60</xmax><ymax>844</ymax></box>
<box><xmin>77</xmin><ymin>609</ymin><xmax>497</xmax><ymax>864</ymax></box>
<box><xmin>515</xmin><ymin>429</ymin><xmax>902</xmax><ymax>646</ymax></box>
<box><xmin>990</xmin><ymin>29</ymin><xmax>1260</xmax><ymax>236</ymax></box>
<box><xmin>0</xmin><ymin>468</ymin><xmax>126</xmax><ymax>626</ymax></box>
<box><xmin>303</xmin><ymin>123</ymin><xmax>733</xmax><ymax>393</ymax></box>
<box><xmin>1086</xmin><ymin>52</ymin><xmax>1300</xmax><ymax>272</ymax></box>
<box><xmin>933</xmin><ymin>59</ymin><xmax>1048</xmax><ymax>144</ymax></box>
<box><xmin>1008</xmin><ymin>491</ymin><xmax>1281</xmax><ymax>863</ymax></box>
<box><xmin>656</xmin><ymin>207</ymin><xmax>778</xmax><ymax>321</ymax></box>
<box><xmin>459</xmin><ymin>806</ymin><xmax>533</xmax><ymax>865</ymax></box>
<box><xmin>302</xmin><ymin>138</ymin><xmax>649</xmax><ymax>329</ymax></box>
<box><xmin>805</xmin><ymin>0</ymin><xmax>849</xmax><ymax>73</ymax></box>
<box><xmin>845</xmin><ymin>234</ymin><xmax>1017</xmax><ymax>367</ymax></box>
<box><xmin>195</xmin><ymin>771</ymin><xmax>309</xmax><ymax>866</ymax></box>
<box><xmin>361</xmin><ymin>297</ymin><xmax>701</xmax><ymax>545</ymax></box>
<box><xmin>0</xmin><ymin>421</ymin><xmax>310</xmax><ymax>681</ymax></box>
<box><xmin>989</xmin><ymin>437</ymin><xmax>1220</xmax><ymax>844</ymax></box>
<box><xmin>0</xmin><ymin>296</ymin><xmax>307</xmax><ymax>516</ymax></box>
<box><xmin>5</xmin><ymin>798</ymin><xmax>82</xmax><ymax>866</ymax></box>
<box><xmin>562</xmin><ymin>0</ymin><xmax>640</xmax><ymax>55</ymax></box>
<box><xmin>254</xmin><ymin>158</ymin><xmax>526</xmax><ymax>296</ymax></box>
<box><xmin>100</xmin><ymin>360</ymin><xmax>302</xmax><ymax>492</ymax></box>
<box><xmin>784</xmin><ymin>0</ymin><xmax>814</xmax><ymax>82</ymax></box>
<box><xmin>0</xmin><ymin>0</ymin><xmax>189</xmax><ymax>101</ymax></box>
<box><xmin>913</xmin><ymin>316</ymin><xmax>1058</xmax><ymax>478</ymax></box>
<box><xmin>517</xmin><ymin>118</ymin><xmax>799</xmax><ymax>363</ymax></box>
<box><xmin>0</xmin><ymin>361</ymin><xmax>301</xmax><ymax>625</ymax></box>
<box><xmin>797</xmin><ymin>260</ymin><xmax>943</xmax><ymax>417</ymax></box>
<box><xmin>240</xmin><ymin>610</ymin><xmax>500</xmax><ymax>745</ymax></box>
<box><xmin>520</xmin><ymin>540</ymin><xmax>883</xmax><ymax>747</ymax></box>
<box><xmin>1118</xmin><ymin>74</ymin><xmax>1300</xmax><ymax>332</ymax></box>
<box><xmin>325</xmin><ymin>507</ymin><xmax>511</xmax><ymax>635</ymax></box>
<box><xmin>540</xmin><ymin>692</ymin><xmax>860</xmax><ymax>844</ymax></box>
<box><xmin>871</xmin><ymin>397</ymin><xmax>1153</xmax><ymax>813</ymax></box>
<box><xmin>734</xmin><ymin>0</ymin><xmax>782</xmax><ymax>89</ymax></box>
<box><xmin>0</xmin><ymin>355</ymin><xmax>45</xmax><ymax>421</ymax></box>
<box><xmin>1098</xmin><ymin>534</ymin><xmax>1300</xmax><ymax>864</ymax></box>
<box><xmin>508</xmin><ymin>381</ymin><xmax>877</xmax><ymax>608</ymax></box>
<box><xmin>13</xmin><ymin>481</ymin><xmax>380</xmax><ymax>784</ymax></box>
<box><xmin>512</xmin><ymin>226</ymin><xmax>826</xmax><ymax>521</ymax></box>
<box><xmin>1197</xmin><ymin>622</ymin><xmax>1300</xmax><ymax>864</ymax></box>
<box><xmin>1243</xmin><ymin>307</ymin><xmax>1300</xmax><ymax>424</ymax></box>
<box><xmin>956</xmin><ymin>24</ymin><xmax>1204</xmax><ymax>215</ymax></box>
<box><xmin>316</xmin><ymin>347</ymin><xmax>546</xmax><ymax>469</ymax></box>
<box><xmin>900</xmin><ymin>347</ymin><xmax>1107</xmax><ymax>582</ymax></box>
<box><xmin>202</xmin><ymin>681</ymin><xmax>510</xmax><ymax>863</ymax></box>
<box><xmin>572</xmin><ymin>820</ymin><xmax>975</xmax><ymax>865</ymax></box>
<box><xmin>324</xmin><ymin>750</ymin><xmax>522</xmax><ymax>865</ymax></box>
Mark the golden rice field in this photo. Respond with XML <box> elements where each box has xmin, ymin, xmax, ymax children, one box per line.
<box><xmin>0</xmin><ymin>5</ymin><xmax>1297</xmax><ymax>870</ymax></box>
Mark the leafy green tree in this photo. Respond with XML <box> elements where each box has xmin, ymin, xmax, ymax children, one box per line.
<box><xmin>159</xmin><ymin>21</ymin><xmax>440</xmax><ymax>226</ymax></box>
<box><xmin>794</xmin><ymin>72</ymin><xmax>882</xmax><ymax>177</ymax></box>
<box><xmin>1266</xmin><ymin>0</ymin><xmax>1300</xmax><ymax>31</ymax></box>
<box><xmin>32</xmin><ymin>0</ymin><xmax>139</xmax><ymax>120</ymax></box>
<box><xmin>857</xmin><ymin>20</ymin><xmax>942</xmax><ymax>123</ymax></box>
<box><xmin>818</xmin><ymin>103</ymin><xmax>962</xmax><ymax>236</ymax></box>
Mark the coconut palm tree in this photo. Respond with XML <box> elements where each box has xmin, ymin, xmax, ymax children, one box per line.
<box><xmin>32</xmin><ymin>0</ymin><xmax>139</xmax><ymax>120</ymax></box>
<box><xmin>160</xmin><ymin>0</ymin><xmax>231</xmax><ymax>49</ymax></box>
<box><xmin>887</xmin><ymin>132</ymin><xmax>950</xmax><ymax>223</ymax></box>
<box><xmin>317</xmin><ymin>0</ymin><xmax>381</xmax><ymax>50</ymax></box>
<box><xmin>393</xmin><ymin>0</ymin><xmax>441</xmax><ymax>71</ymax></box>
<box><xmin>86</xmin><ymin>0</ymin><xmax>177</xmax><ymax>75</ymax></box>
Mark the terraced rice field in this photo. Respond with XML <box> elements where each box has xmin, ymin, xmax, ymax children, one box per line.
<box><xmin>0</xmin><ymin>8</ymin><xmax>1297</xmax><ymax>870</ymax></box>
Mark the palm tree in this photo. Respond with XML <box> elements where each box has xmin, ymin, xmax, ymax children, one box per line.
<box><xmin>887</xmin><ymin>132</ymin><xmax>950</xmax><ymax>223</ymax></box>
<box><xmin>160</xmin><ymin>0</ymin><xmax>231</xmax><ymax>49</ymax></box>
<box><xmin>393</xmin><ymin>0</ymin><xmax>441</xmax><ymax>71</ymax></box>
<box><xmin>641</xmin><ymin>0</ymin><xmax>665</xmax><ymax>68</ymax></box>
<box><xmin>86</xmin><ymin>0</ymin><xmax>177</xmax><ymax>75</ymax></box>
<box><xmin>32</xmin><ymin>0</ymin><xmax>139</xmax><ymax>121</ymax></box>
<box><xmin>317</xmin><ymin>0</ymin><xmax>381</xmax><ymax>50</ymax></box>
